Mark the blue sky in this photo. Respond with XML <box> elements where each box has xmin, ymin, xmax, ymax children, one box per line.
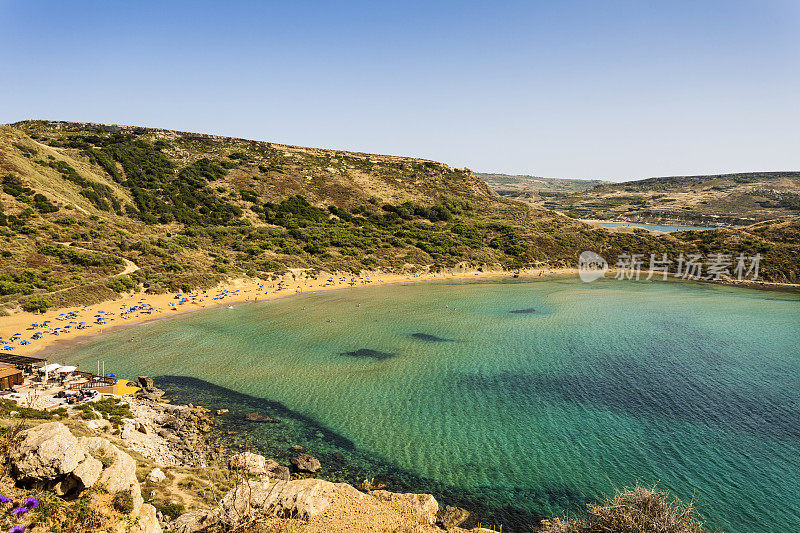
<box><xmin>1</xmin><ymin>1</ymin><xmax>798</xmax><ymax>180</ymax></box>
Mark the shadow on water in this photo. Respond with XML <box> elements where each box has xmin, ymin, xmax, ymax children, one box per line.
<box><xmin>339</xmin><ymin>349</ymin><xmax>396</xmax><ymax>359</ymax></box>
<box><xmin>155</xmin><ymin>375</ymin><xmax>588</xmax><ymax>532</ymax></box>
<box><xmin>410</xmin><ymin>333</ymin><xmax>455</xmax><ymax>342</ymax></box>
<box><xmin>509</xmin><ymin>308</ymin><xmax>537</xmax><ymax>314</ymax></box>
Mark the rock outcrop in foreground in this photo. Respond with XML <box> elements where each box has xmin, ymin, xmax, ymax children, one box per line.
<box><xmin>8</xmin><ymin>422</ymin><xmax>479</xmax><ymax>533</ymax></box>
<box><xmin>120</xmin><ymin>385</ymin><xmax>217</xmax><ymax>467</ymax></box>
<box><xmin>10</xmin><ymin>422</ymin><xmax>161</xmax><ymax>533</ymax></box>
<box><xmin>173</xmin><ymin>477</ymin><xmax>481</xmax><ymax>533</ymax></box>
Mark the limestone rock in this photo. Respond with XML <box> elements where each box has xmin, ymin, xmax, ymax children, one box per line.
<box><xmin>437</xmin><ymin>504</ymin><xmax>474</xmax><ymax>529</ymax></box>
<box><xmin>147</xmin><ymin>467</ymin><xmax>166</xmax><ymax>483</ymax></box>
<box><xmin>290</xmin><ymin>453</ymin><xmax>321</xmax><ymax>473</ymax></box>
<box><xmin>228</xmin><ymin>452</ymin><xmax>268</xmax><ymax>475</ymax></box>
<box><xmin>10</xmin><ymin>422</ymin><xmax>103</xmax><ymax>496</ymax></box>
<box><xmin>117</xmin><ymin>503</ymin><xmax>162</xmax><ymax>533</ymax></box>
<box><xmin>138</xmin><ymin>376</ymin><xmax>155</xmax><ymax>391</ymax></box>
<box><xmin>172</xmin><ymin>509</ymin><xmax>217</xmax><ymax>533</ymax></box>
<box><xmin>86</xmin><ymin>419</ymin><xmax>112</xmax><ymax>431</ymax></box>
<box><xmin>136</xmin><ymin>376</ymin><xmax>165</xmax><ymax>400</ymax></box>
<box><xmin>219</xmin><ymin>478</ymin><xmax>362</xmax><ymax>525</ymax></box>
<box><xmin>267</xmin><ymin>464</ymin><xmax>291</xmax><ymax>481</ymax></box>
<box><xmin>80</xmin><ymin>436</ymin><xmax>144</xmax><ymax>512</ymax></box>
<box><xmin>245</xmin><ymin>412</ymin><xmax>279</xmax><ymax>423</ymax></box>
<box><xmin>121</xmin><ymin>397</ymin><xmax>216</xmax><ymax>467</ymax></box>
<box><xmin>228</xmin><ymin>452</ymin><xmax>290</xmax><ymax>480</ymax></box>
<box><xmin>371</xmin><ymin>490</ymin><xmax>439</xmax><ymax>525</ymax></box>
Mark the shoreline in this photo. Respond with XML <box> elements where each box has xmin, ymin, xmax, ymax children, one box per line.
<box><xmin>1</xmin><ymin>267</ymin><xmax>575</xmax><ymax>362</ymax></box>
<box><xmin>2</xmin><ymin>265</ymin><xmax>796</xmax><ymax>364</ymax></box>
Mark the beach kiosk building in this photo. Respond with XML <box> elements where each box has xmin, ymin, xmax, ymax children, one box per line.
<box><xmin>0</xmin><ymin>364</ymin><xmax>24</xmax><ymax>389</ymax></box>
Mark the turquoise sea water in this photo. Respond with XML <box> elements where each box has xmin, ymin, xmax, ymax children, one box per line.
<box><xmin>55</xmin><ymin>278</ymin><xmax>800</xmax><ymax>531</ymax></box>
<box><xmin>598</xmin><ymin>222</ymin><xmax>715</xmax><ymax>232</ymax></box>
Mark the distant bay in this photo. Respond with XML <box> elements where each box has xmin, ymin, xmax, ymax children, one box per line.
<box><xmin>594</xmin><ymin>221</ymin><xmax>716</xmax><ymax>232</ymax></box>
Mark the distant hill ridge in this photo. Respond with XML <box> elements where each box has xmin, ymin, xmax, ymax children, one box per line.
<box><xmin>608</xmin><ymin>171</ymin><xmax>800</xmax><ymax>186</ymax></box>
<box><xmin>480</xmin><ymin>169</ymin><xmax>800</xmax><ymax>226</ymax></box>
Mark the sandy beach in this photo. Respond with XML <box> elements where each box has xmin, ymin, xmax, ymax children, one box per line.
<box><xmin>0</xmin><ymin>267</ymin><xmax>576</xmax><ymax>361</ymax></box>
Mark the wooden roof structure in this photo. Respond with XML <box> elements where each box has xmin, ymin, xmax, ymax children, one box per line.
<box><xmin>0</xmin><ymin>354</ymin><xmax>46</xmax><ymax>366</ymax></box>
<box><xmin>0</xmin><ymin>366</ymin><xmax>23</xmax><ymax>379</ymax></box>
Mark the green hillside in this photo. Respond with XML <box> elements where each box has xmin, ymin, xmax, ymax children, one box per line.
<box><xmin>0</xmin><ymin>121</ymin><xmax>797</xmax><ymax>313</ymax></box>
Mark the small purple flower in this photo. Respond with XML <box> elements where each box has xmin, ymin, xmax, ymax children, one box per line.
<box><xmin>23</xmin><ymin>497</ymin><xmax>38</xmax><ymax>509</ymax></box>
<box><xmin>11</xmin><ymin>507</ymin><xmax>27</xmax><ymax>516</ymax></box>
<box><xmin>10</xmin><ymin>526</ymin><xmax>26</xmax><ymax>533</ymax></box>
<box><xmin>0</xmin><ymin>495</ymin><xmax>11</xmax><ymax>504</ymax></box>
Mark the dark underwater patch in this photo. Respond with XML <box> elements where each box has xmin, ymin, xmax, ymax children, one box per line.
<box><xmin>509</xmin><ymin>308</ymin><xmax>537</xmax><ymax>314</ymax></box>
<box><xmin>340</xmin><ymin>348</ymin><xmax>396</xmax><ymax>359</ymax></box>
<box><xmin>411</xmin><ymin>333</ymin><xmax>454</xmax><ymax>342</ymax></box>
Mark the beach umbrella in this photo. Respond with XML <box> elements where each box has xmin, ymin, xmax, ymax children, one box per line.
<box><xmin>20</xmin><ymin>340</ymin><xmax>30</xmax><ymax>345</ymax></box>
<box><xmin>105</xmin><ymin>373</ymin><xmax>116</xmax><ymax>378</ymax></box>
<box><xmin>3</xmin><ymin>346</ymin><xmax>14</xmax><ymax>351</ymax></box>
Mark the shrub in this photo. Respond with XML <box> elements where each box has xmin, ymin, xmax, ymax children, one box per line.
<box><xmin>154</xmin><ymin>501</ymin><xmax>186</xmax><ymax>519</ymax></box>
<box><xmin>106</xmin><ymin>276</ymin><xmax>136</xmax><ymax>293</ymax></box>
<box><xmin>39</xmin><ymin>244</ymin><xmax>122</xmax><ymax>267</ymax></box>
<box><xmin>22</xmin><ymin>298</ymin><xmax>50</xmax><ymax>313</ymax></box>
<box><xmin>539</xmin><ymin>484</ymin><xmax>711</xmax><ymax>533</ymax></box>
<box><xmin>0</xmin><ymin>398</ymin><xmax>58</xmax><ymax>419</ymax></box>
<box><xmin>112</xmin><ymin>489</ymin><xmax>134</xmax><ymax>514</ymax></box>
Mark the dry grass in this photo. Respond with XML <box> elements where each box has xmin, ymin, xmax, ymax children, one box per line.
<box><xmin>539</xmin><ymin>484</ymin><xmax>714</xmax><ymax>533</ymax></box>
<box><xmin>247</xmin><ymin>516</ymin><xmax>310</xmax><ymax>533</ymax></box>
